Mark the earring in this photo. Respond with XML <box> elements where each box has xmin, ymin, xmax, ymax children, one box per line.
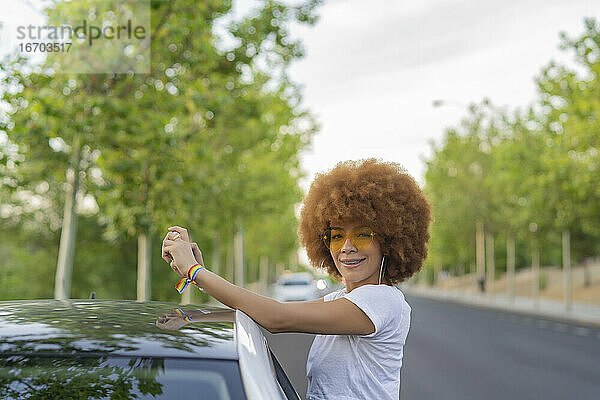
<box><xmin>378</xmin><ymin>256</ymin><xmax>386</xmax><ymax>285</ymax></box>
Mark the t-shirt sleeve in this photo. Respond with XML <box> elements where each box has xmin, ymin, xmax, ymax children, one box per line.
<box><xmin>342</xmin><ymin>285</ymin><xmax>403</xmax><ymax>338</ymax></box>
<box><xmin>323</xmin><ymin>288</ymin><xmax>344</xmax><ymax>302</ymax></box>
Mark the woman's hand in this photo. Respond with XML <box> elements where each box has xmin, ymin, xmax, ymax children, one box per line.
<box><xmin>155</xmin><ymin>309</ymin><xmax>236</xmax><ymax>330</ymax></box>
<box><xmin>155</xmin><ymin>311</ymin><xmax>190</xmax><ymax>331</ymax></box>
<box><xmin>190</xmin><ymin>242</ymin><xmax>205</xmax><ymax>267</ymax></box>
<box><xmin>162</xmin><ymin>227</ymin><xmax>198</xmax><ymax>277</ymax></box>
<box><xmin>162</xmin><ymin>226</ymin><xmax>206</xmax><ymax>277</ymax></box>
<box><xmin>162</xmin><ymin>230</ymin><xmax>182</xmax><ymax>276</ymax></box>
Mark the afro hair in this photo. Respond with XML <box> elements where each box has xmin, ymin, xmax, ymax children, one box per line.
<box><xmin>298</xmin><ymin>159</ymin><xmax>432</xmax><ymax>284</ymax></box>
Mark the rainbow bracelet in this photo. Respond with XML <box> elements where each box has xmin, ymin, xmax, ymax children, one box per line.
<box><xmin>175</xmin><ymin>264</ymin><xmax>206</xmax><ymax>294</ymax></box>
<box><xmin>174</xmin><ymin>308</ymin><xmax>194</xmax><ymax>322</ymax></box>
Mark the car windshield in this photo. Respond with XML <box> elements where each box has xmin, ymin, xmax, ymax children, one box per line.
<box><xmin>0</xmin><ymin>356</ymin><xmax>245</xmax><ymax>400</ymax></box>
<box><xmin>281</xmin><ymin>280</ymin><xmax>311</xmax><ymax>286</ymax></box>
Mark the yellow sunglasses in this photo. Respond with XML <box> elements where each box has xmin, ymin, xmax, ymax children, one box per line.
<box><xmin>322</xmin><ymin>227</ymin><xmax>376</xmax><ymax>252</ymax></box>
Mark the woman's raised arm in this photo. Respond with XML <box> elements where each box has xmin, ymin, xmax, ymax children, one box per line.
<box><xmin>162</xmin><ymin>226</ymin><xmax>374</xmax><ymax>335</ymax></box>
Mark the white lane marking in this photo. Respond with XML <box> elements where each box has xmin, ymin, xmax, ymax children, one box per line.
<box><xmin>573</xmin><ymin>327</ymin><xmax>591</xmax><ymax>337</ymax></box>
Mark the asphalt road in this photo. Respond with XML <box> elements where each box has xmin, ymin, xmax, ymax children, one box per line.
<box><xmin>401</xmin><ymin>295</ymin><xmax>600</xmax><ymax>400</ymax></box>
<box><xmin>264</xmin><ymin>295</ymin><xmax>600</xmax><ymax>400</ymax></box>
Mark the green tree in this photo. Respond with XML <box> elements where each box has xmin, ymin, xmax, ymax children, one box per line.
<box><xmin>423</xmin><ymin>18</ymin><xmax>600</xmax><ymax>284</ymax></box>
<box><xmin>536</xmin><ymin>17</ymin><xmax>600</xmax><ymax>257</ymax></box>
<box><xmin>424</xmin><ymin>101</ymin><xmax>502</xmax><ymax>275</ymax></box>
<box><xmin>0</xmin><ymin>0</ymin><xmax>320</xmax><ymax>301</ymax></box>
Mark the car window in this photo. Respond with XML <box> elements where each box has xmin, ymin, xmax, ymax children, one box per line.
<box><xmin>268</xmin><ymin>349</ymin><xmax>301</xmax><ymax>400</ymax></box>
<box><xmin>0</xmin><ymin>356</ymin><xmax>246</xmax><ymax>400</ymax></box>
<box><xmin>280</xmin><ymin>280</ymin><xmax>311</xmax><ymax>286</ymax></box>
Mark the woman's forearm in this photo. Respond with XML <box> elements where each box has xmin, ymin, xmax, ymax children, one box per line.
<box><xmin>162</xmin><ymin>232</ymin><xmax>285</xmax><ymax>332</ymax></box>
<box><xmin>194</xmin><ymin>268</ymin><xmax>285</xmax><ymax>332</ymax></box>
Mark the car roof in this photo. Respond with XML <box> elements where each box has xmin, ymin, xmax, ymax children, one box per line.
<box><xmin>277</xmin><ymin>272</ymin><xmax>313</xmax><ymax>282</ymax></box>
<box><xmin>0</xmin><ymin>299</ymin><xmax>238</xmax><ymax>360</ymax></box>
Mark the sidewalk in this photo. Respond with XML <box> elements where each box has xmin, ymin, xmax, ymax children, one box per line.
<box><xmin>402</xmin><ymin>284</ymin><xmax>600</xmax><ymax>327</ymax></box>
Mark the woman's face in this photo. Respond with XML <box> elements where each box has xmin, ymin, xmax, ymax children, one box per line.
<box><xmin>328</xmin><ymin>223</ymin><xmax>384</xmax><ymax>291</ymax></box>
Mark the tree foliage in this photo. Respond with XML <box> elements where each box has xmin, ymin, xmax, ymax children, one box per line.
<box><xmin>424</xmin><ymin>18</ymin><xmax>600</xmax><ymax>277</ymax></box>
<box><xmin>0</xmin><ymin>0</ymin><xmax>320</xmax><ymax>300</ymax></box>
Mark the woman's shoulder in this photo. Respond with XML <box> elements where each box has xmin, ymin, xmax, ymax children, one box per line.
<box><xmin>350</xmin><ymin>284</ymin><xmax>406</xmax><ymax>297</ymax></box>
<box><xmin>343</xmin><ymin>284</ymin><xmax>408</xmax><ymax>308</ymax></box>
<box><xmin>326</xmin><ymin>284</ymin><xmax>408</xmax><ymax>305</ymax></box>
<box><xmin>323</xmin><ymin>287</ymin><xmax>346</xmax><ymax>302</ymax></box>
<box><xmin>343</xmin><ymin>285</ymin><xmax>410</xmax><ymax>338</ymax></box>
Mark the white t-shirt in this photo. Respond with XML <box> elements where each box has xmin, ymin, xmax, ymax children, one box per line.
<box><xmin>306</xmin><ymin>284</ymin><xmax>411</xmax><ymax>400</ymax></box>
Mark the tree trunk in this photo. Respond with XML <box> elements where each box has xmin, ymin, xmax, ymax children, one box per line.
<box><xmin>583</xmin><ymin>262</ymin><xmax>591</xmax><ymax>287</ymax></box>
<box><xmin>137</xmin><ymin>159</ymin><xmax>153</xmax><ymax>302</ymax></box>
<box><xmin>54</xmin><ymin>135</ymin><xmax>82</xmax><ymax>300</ymax></box>
<box><xmin>562</xmin><ymin>229</ymin><xmax>572</xmax><ymax>311</ymax></box>
<box><xmin>434</xmin><ymin>259</ymin><xmax>442</xmax><ymax>286</ymax></box>
<box><xmin>211</xmin><ymin>233</ymin><xmax>221</xmax><ymax>276</ymax></box>
<box><xmin>476</xmin><ymin>221</ymin><xmax>485</xmax><ymax>292</ymax></box>
<box><xmin>181</xmin><ymin>281</ymin><xmax>193</xmax><ymax>304</ymax></box>
<box><xmin>234</xmin><ymin>224</ymin><xmax>245</xmax><ymax>287</ymax></box>
<box><xmin>226</xmin><ymin>238</ymin><xmax>234</xmax><ymax>282</ymax></box>
<box><xmin>290</xmin><ymin>252</ymin><xmax>298</xmax><ymax>272</ymax></box>
<box><xmin>276</xmin><ymin>262</ymin><xmax>284</xmax><ymax>282</ymax></box>
<box><xmin>137</xmin><ymin>230</ymin><xmax>151</xmax><ymax>301</ymax></box>
<box><xmin>260</xmin><ymin>256</ymin><xmax>269</xmax><ymax>294</ymax></box>
<box><xmin>532</xmin><ymin>238</ymin><xmax>540</xmax><ymax>308</ymax></box>
<box><xmin>507</xmin><ymin>233</ymin><xmax>515</xmax><ymax>302</ymax></box>
<box><xmin>485</xmin><ymin>231</ymin><xmax>495</xmax><ymax>298</ymax></box>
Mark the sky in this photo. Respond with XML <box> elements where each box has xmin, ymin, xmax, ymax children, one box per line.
<box><xmin>283</xmin><ymin>0</ymin><xmax>600</xmax><ymax>188</ymax></box>
<box><xmin>2</xmin><ymin>0</ymin><xmax>599</xmax><ymax>186</ymax></box>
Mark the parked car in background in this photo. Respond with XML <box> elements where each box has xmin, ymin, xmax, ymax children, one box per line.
<box><xmin>0</xmin><ymin>299</ymin><xmax>301</xmax><ymax>400</ymax></box>
<box><xmin>272</xmin><ymin>272</ymin><xmax>318</xmax><ymax>302</ymax></box>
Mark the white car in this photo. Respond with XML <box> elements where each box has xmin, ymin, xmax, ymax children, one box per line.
<box><xmin>272</xmin><ymin>273</ymin><xmax>318</xmax><ymax>302</ymax></box>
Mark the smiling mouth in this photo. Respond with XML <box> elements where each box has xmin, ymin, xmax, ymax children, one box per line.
<box><xmin>339</xmin><ymin>258</ymin><xmax>366</xmax><ymax>268</ymax></box>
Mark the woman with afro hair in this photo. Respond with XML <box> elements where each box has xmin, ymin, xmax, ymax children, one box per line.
<box><xmin>161</xmin><ymin>158</ymin><xmax>432</xmax><ymax>400</ymax></box>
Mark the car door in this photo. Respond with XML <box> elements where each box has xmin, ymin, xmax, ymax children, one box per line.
<box><xmin>268</xmin><ymin>347</ymin><xmax>301</xmax><ymax>400</ymax></box>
